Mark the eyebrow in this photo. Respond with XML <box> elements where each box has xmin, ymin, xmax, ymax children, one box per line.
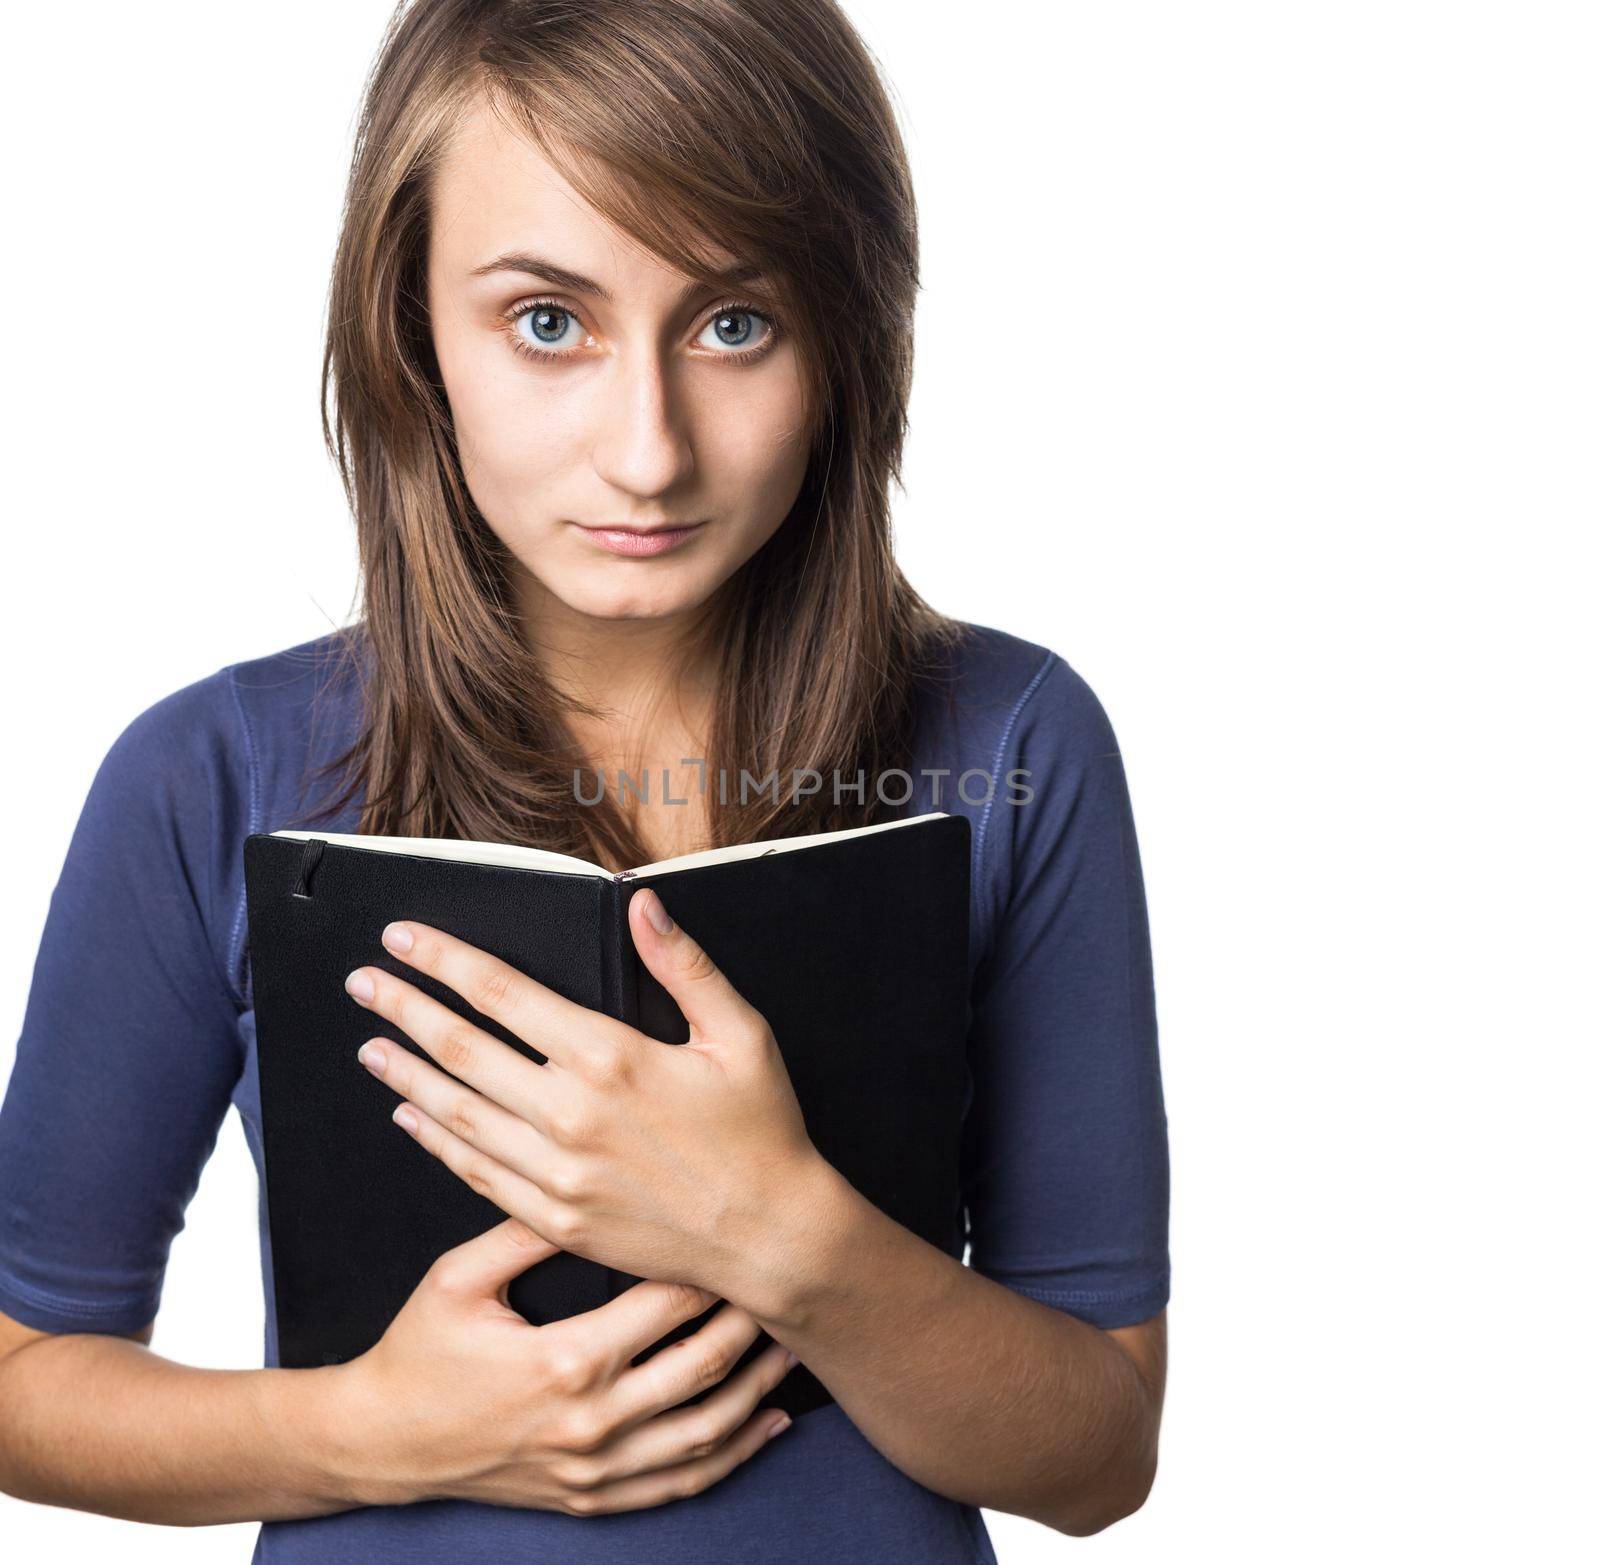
<box><xmin>467</xmin><ymin>251</ymin><xmax>766</xmax><ymax>303</ymax></box>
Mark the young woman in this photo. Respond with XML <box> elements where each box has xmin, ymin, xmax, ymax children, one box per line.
<box><xmin>0</xmin><ymin>3</ymin><xmax>1170</xmax><ymax>1560</ymax></box>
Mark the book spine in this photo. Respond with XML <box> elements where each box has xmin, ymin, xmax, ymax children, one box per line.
<box><xmin>600</xmin><ymin>878</ymin><xmax>640</xmax><ymax>1029</ymax></box>
<box><xmin>596</xmin><ymin>878</ymin><xmax>644</xmax><ymax>1309</ymax></box>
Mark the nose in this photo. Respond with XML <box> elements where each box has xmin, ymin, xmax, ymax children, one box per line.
<box><xmin>590</xmin><ymin>344</ymin><xmax>695</xmax><ymax>499</ymax></box>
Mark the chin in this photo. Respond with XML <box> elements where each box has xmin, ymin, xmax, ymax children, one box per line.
<box><xmin>542</xmin><ymin>566</ymin><xmax>721</xmax><ymax>623</ymax></box>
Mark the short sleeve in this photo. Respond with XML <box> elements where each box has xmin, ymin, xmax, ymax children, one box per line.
<box><xmin>960</xmin><ymin>653</ymin><xmax>1171</xmax><ymax>1328</ymax></box>
<box><xmin>0</xmin><ymin>671</ymin><xmax>249</xmax><ymax>1335</ymax></box>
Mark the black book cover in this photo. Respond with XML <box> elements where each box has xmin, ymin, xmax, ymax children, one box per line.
<box><xmin>243</xmin><ymin>813</ymin><xmax>971</xmax><ymax>1420</ymax></box>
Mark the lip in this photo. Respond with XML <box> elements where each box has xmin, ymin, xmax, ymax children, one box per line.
<box><xmin>571</xmin><ymin>520</ymin><xmax>706</xmax><ymax>558</ymax></box>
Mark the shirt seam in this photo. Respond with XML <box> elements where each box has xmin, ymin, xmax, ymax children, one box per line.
<box><xmin>226</xmin><ymin>666</ymin><xmax>262</xmax><ymax>1012</ymax></box>
<box><xmin>1000</xmin><ymin>1271</ymin><xmax>1170</xmax><ymax>1307</ymax></box>
<box><xmin>974</xmin><ymin>649</ymin><xmax>1058</xmax><ymax>903</ymax></box>
<box><xmin>0</xmin><ymin>1262</ymin><xmax>159</xmax><ymax>1319</ymax></box>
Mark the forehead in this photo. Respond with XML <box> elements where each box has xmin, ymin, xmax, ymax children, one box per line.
<box><xmin>428</xmin><ymin>93</ymin><xmax>740</xmax><ymax>281</ymax></box>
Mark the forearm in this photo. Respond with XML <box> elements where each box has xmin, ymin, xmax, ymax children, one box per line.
<box><xmin>0</xmin><ymin>1332</ymin><xmax>378</xmax><ymax>1525</ymax></box>
<box><xmin>730</xmin><ymin>1157</ymin><xmax>1158</xmax><ymax>1535</ymax></box>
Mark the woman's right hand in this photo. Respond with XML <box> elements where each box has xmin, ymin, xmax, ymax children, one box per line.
<box><xmin>329</xmin><ymin>1216</ymin><xmax>798</xmax><ymax>1514</ymax></box>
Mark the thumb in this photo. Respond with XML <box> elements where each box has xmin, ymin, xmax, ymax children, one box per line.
<box><xmin>628</xmin><ymin>887</ymin><xmax>764</xmax><ymax>1043</ymax></box>
<box><xmin>429</xmin><ymin>1216</ymin><xmax>562</xmax><ymax>1300</ymax></box>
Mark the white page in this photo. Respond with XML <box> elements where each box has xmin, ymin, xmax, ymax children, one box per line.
<box><xmin>624</xmin><ymin>811</ymin><xmax>948</xmax><ymax>877</ymax></box>
<box><xmin>270</xmin><ymin>810</ymin><xmax>949</xmax><ymax>880</ymax></box>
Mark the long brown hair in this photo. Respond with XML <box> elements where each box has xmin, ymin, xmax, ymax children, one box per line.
<box><xmin>299</xmin><ymin>0</ymin><xmax>966</xmax><ymax>870</ymax></box>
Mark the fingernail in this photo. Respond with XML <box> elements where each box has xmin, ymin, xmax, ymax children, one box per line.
<box><xmin>766</xmin><ymin>1412</ymin><xmax>792</xmax><ymax>1438</ymax></box>
<box><xmin>345</xmin><ymin>969</ymin><xmax>375</xmax><ymax>1003</ymax></box>
<box><xmin>381</xmin><ymin>922</ymin><xmax>414</xmax><ymax>954</ymax></box>
<box><xmin>782</xmin><ymin>1348</ymin><xmax>798</xmax><ymax>1369</ymax></box>
<box><xmin>641</xmin><ymin>890</ymin><xmax>673</xmax><ymax>934</ymax></box>
<box><xmin>357</xmin><ymin>1042</ymin><xmax>387</xmax><ymax>1077</ymax></box>
<box><xmin>393</xmin><ymin>1105</ymin><xmax>420</xmax><ymax>1134</ymax></box>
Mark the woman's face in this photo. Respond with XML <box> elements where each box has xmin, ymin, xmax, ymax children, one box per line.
<box><xmin>426</xmin><ymin>97</ymin><xmax>813</xmax><ymax>630</ymax></box>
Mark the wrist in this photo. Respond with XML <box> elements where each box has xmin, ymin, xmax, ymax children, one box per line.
<box><xmin>724</xmin><ymin>1151</ymin><xmax>864</xmax><ymax>1334</ymax></box>
<box><xmin>256</xmin><ymin>1358</ymin><xmax>415</xmax><ymax>1511</ymax></box>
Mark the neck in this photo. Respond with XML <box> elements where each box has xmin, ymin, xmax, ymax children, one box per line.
<box><xmin>515</xmin><ymin>572</ymin><xmax>724</xmax><ymax>752</ymax></box>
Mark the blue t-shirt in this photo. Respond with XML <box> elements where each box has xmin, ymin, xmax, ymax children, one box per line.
<box><xmin>0</xmin><ymin>620</ymin><xmax>1170</xmax><ymax>1563</ymax></box>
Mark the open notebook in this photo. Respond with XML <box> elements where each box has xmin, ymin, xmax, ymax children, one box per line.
<box><xmin>243</xmin><ymin>809</ymin><xmax>972</xmax><ymax>1421</ymax></box>
<box><xmin>269</xmin><ymin>808</ymin><xmax>951</xmax><ymax>879</ymax></box>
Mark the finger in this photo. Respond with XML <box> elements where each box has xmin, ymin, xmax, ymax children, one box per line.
<box><xmin>426</xmin><ymin>1216</ymin><xmax>564</xmax><ymax>1302</ymax></box>
<box><xmin>574</xmin><ymin>1278</ymin><xmax>726</xmax><ymax>1365</ymax></box>
<box><xmin>627</xmin><ymin>889</ymin><xmax>767</xmax><ymax>1043</ymax></box>
<box><xmin>345</xmin><ymin>961</ymin><xmax>568</xmax><ymax>1130</ymax></box>
<box><xmin>566</xmin><ymin>1397</ymin><xmax>792</xmax><ymax>1515</ymax></box>
<box><xmin>374</xmin><ymin>920</ymin><xmax>632</xmax><ymax>1072</ymax></box>
<box><xmin>392</xmin><ymin>1100</ymin><xmax>571</xmax><ymax>1245</ymax></box>
<box><xmin>356</xmin><ymin>1035</ymin><xmax>558</xmax><ymax>1184</ymax></box>
<box><xmin>605</xmin><ymin>1298</ymin><xmax>767</xmax><ymax>1425</ymax></box>
<box><xmin>573</xmin><ymin>1339</ymin><xmax>797</xmax><ymax>1489</ymax></box>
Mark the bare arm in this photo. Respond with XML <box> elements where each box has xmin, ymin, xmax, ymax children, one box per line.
<box><xmin>738</xmin><ymin>1157</ymin><xmax>1168</xmax><ymax>1537</ymax></box>
<box><xmin>0</xmin><ymin>1307</ymin><xmax>364</xmax><ymax>1525</ymax></box>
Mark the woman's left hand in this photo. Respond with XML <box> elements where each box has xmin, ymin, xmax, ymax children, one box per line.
<box><xmin>342</xmin><ymin>887</ymin><xmax>820</xmax><ymax>1305</ymax></box>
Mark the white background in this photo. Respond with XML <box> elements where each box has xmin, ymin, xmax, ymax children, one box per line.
<box><xmin>2</xmin><ymin>1</ymin><xmax>1594</xmax><ymax>1558</ymax></box>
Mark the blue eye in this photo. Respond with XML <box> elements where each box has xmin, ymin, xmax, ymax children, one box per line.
<box><xmin>512</xmin><ymin>302</ymin><xmax>583</xmax><ymax>353</ymax></box>
<box><xmin>697</xmin><ymin>307</ymin><xmax>773</xmax><ymax>354</ymax></box>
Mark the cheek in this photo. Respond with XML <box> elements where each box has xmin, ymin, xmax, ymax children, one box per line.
<box><xmin>696</xmin><ymin>365</ymin><xmax>812</xmax><ymax>527</ymax></box>
<box><xmin>434</xmin><ymin>326</ymin><xmax>575</xmax><ymax>518</ymax></box>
